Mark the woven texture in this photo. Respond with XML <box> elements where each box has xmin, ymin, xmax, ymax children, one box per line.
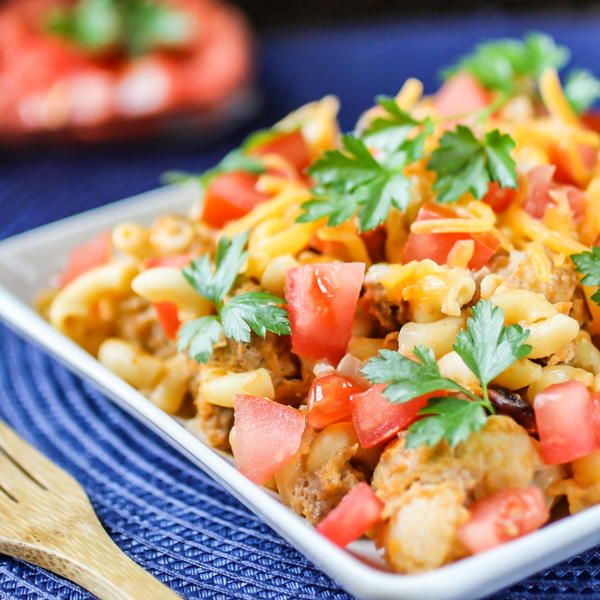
<box><xmin>2</xmin><ymin>14</ymin><xmax>600</xmax><ymax>600</ymax></box>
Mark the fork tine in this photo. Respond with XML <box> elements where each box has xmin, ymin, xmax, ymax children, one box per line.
<box><xmin>0</xmin><ymin>420</ymin><xmax>75</xmax><ymax>492</ymax></box>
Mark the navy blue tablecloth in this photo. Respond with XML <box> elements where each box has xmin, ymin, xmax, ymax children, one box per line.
<box><xmin>2</xmin><ymin>14</ymin><xmax>600</xmax><ymax>600</ymax></box>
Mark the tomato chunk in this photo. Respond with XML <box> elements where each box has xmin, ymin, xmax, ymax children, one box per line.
<box><xmin>152</xmin><ymin>301</ymin><xmax>180</xmax><ymax>340</ymax></box>
<box><xmin>533</xmin><ymin>381</ymin><xmax>598</xmax><ymax>465</ymax></box>
<box><xmin>401</xmin><ymin>203</ymin><xmax>500</xmax><ymax>270</ymax></box>
<box><xmin>285</xmin><ymin>262</ymin><xmax>365</xmax><ymax>364</ymax></box>
<box><xmin>58</xmin><ymin>231</ymin><xmax>111</xmax><ymax>287</ymax></box>
<box><xmin>483</xmin><ymin>181</ymin><xmax>518</xmax><ymax>214</ymax></box>
<box><xmin>233</xmin><ymin>394</ymin><xmax>305</xmax><ymax>485</ymax></box>
<box><xmin>307</xmin><ymin>373</ymin><xmax>365</xmax><ymax>429</ymax></box>
<box><xmin>252</xmin><ymin>130</ymin><xmax>311</xmax><ymax>173</ymax></box>
<box><xmin>434</xmin><ymin>72</ymin><xmax>490</xmax><ymax>119</ymax></box>
<box><xmin>350</xmin><ymin>384</ymin><xmax>433</xmax><ymax>448</ymax></box>
<box><xmin>549</xmin><ymin>142</ymin><xmax>596</xmax><ymax>188</ymax></box>
<box><xmin>203</xmin><ymin>171</ymin><xmax>269</xmax><ymax>229</ymax></box>
<box><xmin>458</xmin><ymin>487</ymin><xmax>549</xmax><ymax>554</ymax></box>
<box><xmin>316</xmin><ymin>483</ymin><xmax>384</xmax><ymax>548</ymax></box>
<box><xmin>521</xmin><ymin>165</ymin><xmax>555</xmax><ymax>218</ymax></box>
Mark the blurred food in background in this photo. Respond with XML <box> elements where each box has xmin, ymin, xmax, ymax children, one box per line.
<box><xmin>0</xmin><ymin>0</ymin><xmax>256</xmax><ymax>143</ymax></box>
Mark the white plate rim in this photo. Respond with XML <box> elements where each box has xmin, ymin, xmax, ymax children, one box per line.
<box><xmin>1</xmin><ymin>184</ymin><xmax>599</xmax><ymax>600</ymax></box>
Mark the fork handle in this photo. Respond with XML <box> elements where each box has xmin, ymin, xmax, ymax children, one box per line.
<box><xmin>1</xmin><ymin>533</ymin><xmax>182</xmax><ymax>600</ymax></box>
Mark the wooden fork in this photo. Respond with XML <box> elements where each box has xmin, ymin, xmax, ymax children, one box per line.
<box><xmin>0</xmin><ymin>419</ymin><xmax>182</xmax><ymax>600</ymax></box>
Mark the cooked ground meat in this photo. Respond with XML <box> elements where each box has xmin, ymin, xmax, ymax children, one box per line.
<box><xmin>114</xmin><ymin>295</ymin><xmax>175</xmax><ymax>357</ymax></box>
<box><xmin>208</xmin><ymin>333</ymin><xmax>310</xmax><ymax>406</ymax></box>
<box><xmin>372</xmin><ymin>416</ymin><xmax>563</xmax><ymax>573</ymax></box>
<box><xmin>275</xmin><ymin>423</ymin><xmax>365</xmax><ymax>524</ymax></box>
<box><xmin>360</xmin><ymin>282</ymin><xmax>405</xmax><ymax>334</ymax></box>
<box><xmin>196</xmin><ymin>401</ymin><xmax>234</xmax><ymax>451</ymax></box>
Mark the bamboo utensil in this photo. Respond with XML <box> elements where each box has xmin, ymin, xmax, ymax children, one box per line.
<box><xmin>0</xmin><ymin>419</ymin><xmax>182</xmax><ymax>600</ymax></box>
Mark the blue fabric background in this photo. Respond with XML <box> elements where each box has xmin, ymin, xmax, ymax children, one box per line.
<box><xmin>2</xmin><ymin>14</ymin><xmax>600</xmax><ymax>599</ymax></box>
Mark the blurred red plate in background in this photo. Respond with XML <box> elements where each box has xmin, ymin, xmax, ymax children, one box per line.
<box><xmin>0</xmin><ymin>0</ymin><xmax>258</xmax><ymax>144</ymax></box>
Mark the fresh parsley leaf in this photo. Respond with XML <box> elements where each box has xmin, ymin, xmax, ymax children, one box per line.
<box><xmin>298</xmin><ymin>96</ymin><xmax>430</xmax><ymax>232</ymax></box>
<box><xmin>406</xmin><ymin>397</ymin><xmax>488</xmax><ymax>448</ymax></box>
<box><xmin>453</xmin><ymin>300</ymin><xmax>531</xmax><ymax>403</ymax></box>
<box><xmin>361</xmin><ymin>346</ymin><xmax>467</xmax><ymax>404</ymax></box>
<box><xmin>565</xmin><ymin>69</ymin><xmax>600</xmax><ymax>115</ymax></box>
<box><xmin>572</xmin><ymin>247</ymin><xmax>600</xmax><ymax>305</ymax></box>
<box><xmin>177</xmin><ymin>316</ymin><xmax>223</xmax><ymax>364</ymax></box>
<box><xmin>298</xmin><ymin>134</ymin><xmax>412</xmax><ymax>232</ymax></box>
<box><xmin>427</xmin><ymin>125</ymin><xmax>517</xmax><ymax>204</ymax></box>
<box><xmin>362</xmin><ymin>95</ymin><xmax>421</xmax><ymax>152</ymax></box>
<box><xmin>221</xmin><ymin>292</ymin><xmax>291</xmax><ymax>343</ymax></box>
<box><xmin>178</xmin><ymin>232</ymin><xmax>291</xmax><ymax>363</ymax></box>
<box><xmin>442</xmin><ymin>32</ymin><xmax>569</xmax><ymax>94</ymax></box>
<box><xmin>183</xmin><ymin>232</ymin><xmax>248</xmax><ymax>306</ymax></box>
<box><xmin>362</xmin><ymin>300</ymin><xmax>531</xmax><ymax>448</ymax></box>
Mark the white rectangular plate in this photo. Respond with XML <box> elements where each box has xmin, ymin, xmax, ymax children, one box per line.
<box><xmin>1</xmin><ymin>184</ymin><xmax>600</xmax><ymax>600</ymax></box>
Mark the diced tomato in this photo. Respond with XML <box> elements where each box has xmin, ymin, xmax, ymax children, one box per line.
<box><xmin>58</xmin><ymin>231</ymin><xmax>111</xmax><ymax>287</ymax></box>
<box><xmin>582</xmin><ymin>111</ymin><xmax>600</xmax><ymax>134</ymax></box>
<box><xmin>533</xmin><ymin>381</ymin><xmax>599</xmax><ymax>465</ymax></box>
<box><xmin>153</xmin><ymin>301</ymin><xmax>180</xmax><ymax>340</ymax></box>
<box><xmin>233</xmin><ymin>394</ymin><xmax>306</xmax><ymax>485</ymax></box>
<box><xmin>563</xmin><ymin>186</ymin><xmax>587</xmax><ymax>224</ymax></box>
<box><xmin>285</xmin><ymin>262</ymin><xmax>365</xmax><ymax>364</ymax></box>
<box><xmin>521</xmin><ymin>165</ymin><xmax>587</xmax><ymax>223</ymax></box>
<box><xmin>202</xmin><ymin>170</ymin><xmax>269</xmax><ymax>229</ymax></box>
<box><xmin>316</xmin><ymin>483</ymin><xmax>384</xmax><ymax>548</ymax></box>
<box><xmin>458</xmin><ymin>487</ymin><xmax>549</xmax><ymax>554</ymax></box>
<box><xmin>252</xmin><ymin>130</ymin><xmax>312</xmax><ymax>173</ymax></box>
<box><xmin>521</xmin><ymin>165</ymin><xmax>555</xmax><ymax>218</ymax></box>
<box><xmin>401</xmin><ymin>203</ymin><xmax>500</xmax><ymax>270</ymax></box>
<box><xmin>483</xmin><ymin>181</ymin><xmax>519</xmax><ymax>213</ymax></box>
<box><xmin>434</xmin><ymin>72</ymin><xmax>490</xmax><ymax>119</ymax></box>
<box><xmin>306</xmin><ymin>373</ymin><xmax>366</xmax><ymax>429</ymax></box>
<box><xmin>350</xmin><ymin>384</ymin><xmax>434</xmax><ymax>448</ymax></box>
<box><xmin>549</xmin><ymin>142</ymin><xmax>597</xmax><ymax>188</ymax></box>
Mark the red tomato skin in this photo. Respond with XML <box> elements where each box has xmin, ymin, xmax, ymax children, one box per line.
<box><xmin>521</xmin><ymin>165</ymin><xmax>555</xmax><ymax>218</ymax></box>
<box><xmin>401</xmin><ymin>203</ymin><xmax>500</xmax><ymax>270</ymax></box>
<box><xmin>458</xmin><ymin>487</ymin><xmax>549</xmax><ymax>554</ymax></box>
<box><xmin>203</xmin><ymin>170</ymin><xmax>269</xmax><ymax>229</ymax></box>
<box><xmin>583</xmin><ymin>111</ymin><xmax>600</xmax><ymax>134</ymax></box>
<box><xmin>316</xmin><ymin>483</ymin><xmax>384</xmax><ymax>548</ymax></box>
<box><xmin>285</xmin><ymin>262</ymin><xmax>366</xmax><ymax>364</ymax></box>
<box><xmin>350</xmin><ymin>384</ymin><xmax>433</xmax><ymax>448</ymax></box>
<box><xmin>533</xmin><ymin>381</ymin><xmax>598</xmax><ymax>465</ymax></box>
<box><xmin>434</xmin><ymin>72</ymin><xmax>490</xmax><ymax>119</ymax></box>
<box><xmin>233</xmin><ymin>394</ymin><xmax>306</xmax><ymax>485</ymax></box>
<box><xmin>483</xmin><ymin>181</ymin><xmax>518</xmax><ymax>213</ymax></box>
<box><xmin>360</xmin><ymin>225</ymin><xmax>387</xmax><ymax>263</ymax></box>
<box><xmin>153</xmin><ymin>301</ymin><xmax>180</xmax><ymax>340</ymax></box>
<box><xmin>58</xmin><ymin>231</ymin><xmax>111</xmax><ymax>287</ymax></box>
<box><xmin>252</xmin><ymin>130</ymin><xmax>311</xmax><ymax>173</ymax></box>
<box><xmin>549</xmin><ymin>143</ymin><xmax>596</xmax><ymax>187</ymax></box>
<box><xmin>306</xmin><ymin>374</ymin><xmax>366</xmax><ymax>429</ymax></box>
<box><xmin>144</xmin><ymin>253</ymin><xmax>192</xmax><ymax>269</ymax></box>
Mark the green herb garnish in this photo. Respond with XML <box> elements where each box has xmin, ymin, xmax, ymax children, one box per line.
<box><xmin>177</xmin><ymin>231</ymin><xmax>291</xmax><ymax>363</ymax></box>
<box><xmin>427</xmin><ymin>126</ymin><xmax>517</xmax><ymax>204</ymax></box>
<box><xmin>442</xmin><ymin>33</ymin><xmax>569</xmax><ymax>94</ymax></box>
<box><xmin>572</xmin><ymin>246</ymin><xmax>600</xmax><ymax>305</ymax></box>
<box><xmin>297</xmin><ymin>96</ymin><xmax>431</xmax><ymax>232</ymax></box>
<box><xmin>362</xmin><ymin>300</ymin><xmax>531</xmax><ymax>448</ymax></box>
<box><xmin>564</xmin><ymin>69</ymin><xmax>600</xmax><ymax>115</ymax></box>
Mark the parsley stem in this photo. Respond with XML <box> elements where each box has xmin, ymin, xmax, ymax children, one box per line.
<box><xmin>438</xmin><ymin>92</ymin><xmax>509</xmax><ymax>126</ymax></box>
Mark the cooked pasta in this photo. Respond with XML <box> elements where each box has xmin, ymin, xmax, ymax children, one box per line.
<box><xmin>40</xmin><ymin>33</ymin><xmax>600</xmax><ymax>575</ymax></box>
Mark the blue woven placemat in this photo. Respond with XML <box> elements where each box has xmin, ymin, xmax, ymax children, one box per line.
<box><xmin>2</xmin><ymin>14</ymin><xmax>600</xmax><ymax>599</ymax></box>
